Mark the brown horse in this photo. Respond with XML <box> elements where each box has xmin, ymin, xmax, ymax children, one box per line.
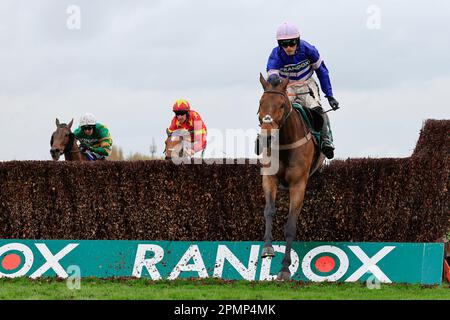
<box><xmin>50</xmin><ymin>118</ymin><xmax>87</xmax><ymax>161</ymax></box>
<box><xmin>258</xmin><ymin>73</ymin><xmax>325</xmax><ymax>280</ymax></box>
<box><xmin>164</xmin><ymin>129</ymin><xmax>193</xmax><ymax>160</ymax></box>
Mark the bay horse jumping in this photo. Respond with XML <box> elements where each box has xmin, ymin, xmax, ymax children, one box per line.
<box><xmin>258</xmin><ymin>73</ymin><xmax>325</xmax><ymax>280</ymax></box>
<box><xmin>50</xmin><ymin>118</ymin><xmax>87</xmax><ymax>161</ymax></box>
<box><xmin>164</xmin><ymin>129</ymin><xmax>194</xmax><ymax>160</ymax></box>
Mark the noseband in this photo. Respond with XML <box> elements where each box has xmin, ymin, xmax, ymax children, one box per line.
<box><xmin>260</xmin><ymin>90</ymin><xmax>293</xmax><ymax>129</ymax></box>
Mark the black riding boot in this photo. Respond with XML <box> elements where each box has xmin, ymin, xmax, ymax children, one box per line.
<box><xmin>317</xmin><ymin>108</ymin><xmax>335</xmax><ymax>159</ymax></box>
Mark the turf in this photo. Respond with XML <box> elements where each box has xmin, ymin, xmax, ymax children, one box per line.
<box><xmin>0</xmin><ymin>278</ymin><xmax>449</xmax><ymax>300</ymax></box>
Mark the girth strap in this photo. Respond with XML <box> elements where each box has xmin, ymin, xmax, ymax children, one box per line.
<box><xmin>272</xmin><ymin>132</ymin><xmax>312</xmax><ymax>150</ymax></box>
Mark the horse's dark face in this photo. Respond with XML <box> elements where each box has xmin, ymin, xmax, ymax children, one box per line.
<box><xmin>50</xmin><ymin>118</ymin><xmax>73</xmax><ymax>161</ymax></box>
<box><xmin>258</xmin><ymin>73</ymin><xmax>290</xmax><ymax>136</ymax></box>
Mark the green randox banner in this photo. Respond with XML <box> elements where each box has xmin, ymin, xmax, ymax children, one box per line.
<box><xmin>0</xmin><ymin>240</ymin><xmax>444</xmax><ymax>284</ymax></box>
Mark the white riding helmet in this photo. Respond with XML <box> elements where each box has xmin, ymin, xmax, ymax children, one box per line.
<box><xmin>276</xmin><ymin>21</ymin><xmax>300</xmax><ymax>40</ymax></box>
<box><xmin>79</xmin><ymin>113</ymin><xmax>97</xmax><ymax>126</ymax></box>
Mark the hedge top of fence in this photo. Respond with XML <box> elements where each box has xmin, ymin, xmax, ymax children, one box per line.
<box><xmin>0</xmin><ymin>119</ymin><xmax>448</xmax><ymax>242</ymax></box>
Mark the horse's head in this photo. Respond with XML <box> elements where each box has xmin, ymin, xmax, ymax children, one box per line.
<box><xmin>164</xmin><ymin>129</ymin><xmax>192</xmax><ymax>160</ymax></box>
<box><xmin>258</xmin><ymin>73</ymin><xmax>291</xmax><ymax>136</ymax></box>
<box><xmin>50</xmin><ymin>118</ymin><xmax>74</xmax><ymax>161</ymax></box>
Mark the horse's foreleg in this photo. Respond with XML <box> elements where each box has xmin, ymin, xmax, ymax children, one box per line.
<box><xmin>278</xmin><ymin>179</ymin><xmax>307</xmax><ymax>280</ymax></box>
<box><xmin>261</xmin><ymin>175</ymin><xmax>278</xmax><ymax>258</ymax></box>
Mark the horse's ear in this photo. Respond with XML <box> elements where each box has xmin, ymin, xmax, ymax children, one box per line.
<box><xmin>68</xmin><ymin>118</ymin><xmax>74</xmax><ymax>129</ymax></box>
<box><xmin>259</xmin><ymin>73</ymin><xmax>269</xmax><ymax>91</ymax></box>
<box><xmin>279</xmin><ymin>77</ymin><xmax>289</xmax><ymax>92</ymax></box>
<box><xmin>56</xmin><ymin>118</ymin><xmax>60</xmax><ymax>127</ymax></box>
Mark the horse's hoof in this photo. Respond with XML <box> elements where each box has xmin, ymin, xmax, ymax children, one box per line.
<box><xmin>276</xmin><ymin>271</ymin><xmax>291</xmax><ymax>281</ymax></box>
<box><xmin>261</xmin><ymin>246</ymin><xmax>275</xmax><ymax>258</ymax></box>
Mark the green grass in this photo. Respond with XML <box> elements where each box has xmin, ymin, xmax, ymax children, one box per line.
<box><xmin>0</xmin><ymin>278</ymin><xmax>449</xmax><ymax>300</ymax></box>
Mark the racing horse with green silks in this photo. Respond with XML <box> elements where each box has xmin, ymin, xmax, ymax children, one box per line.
<box><xmin>257</xmin><ymin>73</ymin><xmax>325</xmax><ymax>280</ymax></box>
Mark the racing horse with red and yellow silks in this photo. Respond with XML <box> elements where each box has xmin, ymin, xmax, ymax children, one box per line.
<box><xmin>50</xmin><ymin>118</ymin><xmax>87</xmax><ymax>161</ymax></box>
<box><xmin>257</xmin><ymin>73</ymin><xmax>325</xmax><ymax>280</ymax></box>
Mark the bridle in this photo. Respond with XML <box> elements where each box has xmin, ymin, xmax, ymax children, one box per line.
<box><xmin>51</xmin><ymin>127</ymin><xmax>80</xmax><ymax>156</ymax></box>
<box><xmin>259</xmin><ymin>90</ymin><xmax>293</xmax><ymax>130</ymax></box>
<box><xmin>259</xmin><ymin>89</ymin><xmax>312</xmax><ymax>151</ymax></box>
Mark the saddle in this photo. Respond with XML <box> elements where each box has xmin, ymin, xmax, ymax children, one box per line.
<box><xmin>293</xmin><ymin>102</ymin><xmax>325</xmax><ymax>178</ymax></box>
<box><xmin>292</xmin><ymin>103</ymin><xmax>323</xmax><ymax>146</ymax></box>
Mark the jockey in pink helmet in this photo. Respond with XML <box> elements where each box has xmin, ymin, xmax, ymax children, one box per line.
<box><xmin>265</xmin><ymin>21</ymin><xmax>340</xmax><ymax>159</ymax></box>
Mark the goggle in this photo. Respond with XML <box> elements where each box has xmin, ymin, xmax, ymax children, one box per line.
<box><xmin>278</xmin><ymin>38</ymin><xmax>299</xmax><ymax>48</ymax></box>
<box><xmin>174</xmin><ymin>111</ymin><xmax>188</xmax><ymax>116</ymax></box>
<box><xmin>81</xmin><ymin>125</ymin><xmax>95</xmax><ymax>131</ymax></box>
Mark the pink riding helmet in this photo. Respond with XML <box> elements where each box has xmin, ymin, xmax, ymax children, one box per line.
<box><xmin>276</xmin><ymin>21</ymin><xmax>300</xmax><ymax>40</ymax></box>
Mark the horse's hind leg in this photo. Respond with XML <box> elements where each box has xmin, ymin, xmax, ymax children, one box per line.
<box><xmin>278</xmin><ymin>179</ymin><xmax>307</xmax><ymax>280</ymax></box>
<box><xmin>261</xmin><ymin>175</ymin><xmax>278</xmax><ymax>258</ymax></box>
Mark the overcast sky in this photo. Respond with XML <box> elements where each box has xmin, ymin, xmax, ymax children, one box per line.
<box><xmin>0</xmin><ymin>0</ymin><xmax>449</xmax><ymax>161</ymax></box>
